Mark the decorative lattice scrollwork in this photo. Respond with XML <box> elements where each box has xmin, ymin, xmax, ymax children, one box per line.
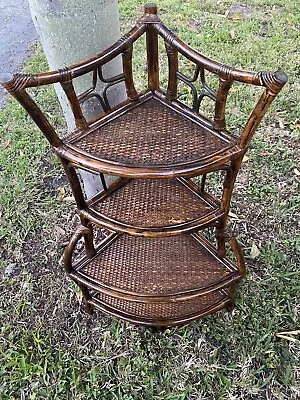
<box><xmin>77</xmin><ymin>65</ymin><xmax>125</xmax><ymax>112</ymax></box>
<box><xmin>176</xmin><ymin>63</ymin><xmax>217</xmax><ymax>112</ymax></box>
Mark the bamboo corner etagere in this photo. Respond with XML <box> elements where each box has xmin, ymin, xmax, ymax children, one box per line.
<box><xmin>1</xmin><ymin>4</ymin><xmax>287</xmax><ymax>327</ymax></box>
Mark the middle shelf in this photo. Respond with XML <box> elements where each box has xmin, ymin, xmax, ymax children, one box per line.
<box><xmin>79</xmin><ymin>177</ymin><xmax>224</xmax><ymax>237</ymax></box>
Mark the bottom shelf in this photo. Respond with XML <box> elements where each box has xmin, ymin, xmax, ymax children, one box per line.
<box><xmin>88</xmin><ymin>289</ymin><xmax>231</xmax><ymax>327</ymax></box>
<box><xmin>67</xmin><ymin>231</ymin><xmax>244</xmax><ymax>327</ymax></box>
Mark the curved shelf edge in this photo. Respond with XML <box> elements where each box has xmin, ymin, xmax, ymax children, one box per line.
<box><xmin>56</xmin><ymin>143</ymin><xmax>242</xmax><ymax>179</ymax></box>
<box><xmin>69</xmin><ymin>268</ymin><xmax>240</xmax><ymax>302</ymax></box>
<box><xmin>79</xmin><ymin>177</ymin><xmax>225</xmax><ymax>237</ymax></box>
<box><xmin>88</xmin><ymin>294</ymin><xmax>231</xmax><ymax>327</ymax></box>
<box><xmin>56</xmin><ymin>92</ymin><xmax>242</xmax><ymax>179</ymax></box>
<box><xmin>67</xmin><ymin>232</ymin><xmax>244</xmax><ymax>301</ymax></box>
<box><xmin>79</xmin><ymin>207</ymin><xmax>225</xmax><ymax>238</ymax></box>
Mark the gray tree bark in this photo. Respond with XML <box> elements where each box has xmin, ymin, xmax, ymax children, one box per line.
<box><xmin>29</xmin><ymin>0</ymin><xmax>124</xmax><ymax>197</ymax></box>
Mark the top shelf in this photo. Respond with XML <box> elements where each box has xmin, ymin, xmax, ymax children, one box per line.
<box><xmin>56</xmin><ymin>92</ymin><xmax>242</xmax><ymax>179</ymax></box>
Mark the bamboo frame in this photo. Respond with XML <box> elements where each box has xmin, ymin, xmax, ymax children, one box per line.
<box><xmin>0</xmin><ymin>3</ymin><xmax>287</xmax><ymax>327</ymax></box>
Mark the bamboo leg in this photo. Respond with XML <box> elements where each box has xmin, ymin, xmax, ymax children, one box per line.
<box><xmin>200</xmin><ymin>173</ymin><xmax>207</xmax><ymax>193</ymax></box>
<box><xmin>77</xmin><ymin>282</ymin><xmax>93</xmax><ymax>315</ymax></box>
<box><xmin>80</xmin><ymin>217</ymin><xmax>96</xmax><ymax>259</ymax></box>
<box><xmin>227</xmin><ymin>284</ymin><xmax>236</xmax><ymax>312</ymax></box>
<box><xmin>216</xmin><ymin>227</ymin><xmax>227</xmax><ymax>258</ymax></box>
<box><xmin>216</xmin><ymin>158</ymin><xmax>243</xmax><ymax>258</ymax></box>
<box><xmin>60</xmin><ymin>158</ymin><xmax>86</xmax><ymax>210</ymax></box>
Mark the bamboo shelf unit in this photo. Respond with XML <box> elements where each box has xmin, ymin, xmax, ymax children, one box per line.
<box><xmin>1</xmin><ymin>4</ymin><xmax>287</xmax><ymax>327</ymax></box>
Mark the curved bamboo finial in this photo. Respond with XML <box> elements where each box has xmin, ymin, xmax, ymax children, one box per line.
<box><xmin>0</xmin><ymin>73</ymin><xmax>38</xmax><ymax>93</ymax></box>
<box><xmin>255</xmin><ymin>69</ymin><xmax>288</xmax><ymax>95</ymax></box>
<box><xmin>144</xmin><ymin>3</ymin><xmax>157</xmax><ymax>14</ymax></box>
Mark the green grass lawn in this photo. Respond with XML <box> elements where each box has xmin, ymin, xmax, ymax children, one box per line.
<box><xmin>0</xmin><ymin>1</ymin><xmax>299</xmax><ymax>399</ymax></box>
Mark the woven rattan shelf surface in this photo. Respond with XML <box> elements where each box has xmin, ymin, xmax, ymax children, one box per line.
<box><xmin>83</xmin><ymin>178</ymin><xmax>221</xmax><ymax>235</ymax></box>
<box><xmin>90</xmin><ymin>290</ymin><xmax>228</xmax><ymax>326</ymax></box>
<box><xmin>74</xmin><ymin>233</ymin><xmax>238</xmax><ymax>298</ymax></box>
<box><xmin>62</xmin><ymin>95</ymin><xmax>239</xmax><ymax>177</ymax></box>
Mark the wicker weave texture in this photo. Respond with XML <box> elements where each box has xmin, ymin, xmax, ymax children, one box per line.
<box><xmin>80</xmin><ymin>234</ymin><xmax>232</xmax><ymax>295</ymax></box>
<box><xmin>72</xmin><ymin>99</ymin><xmax>230</xmax><ymax>166</ymax></box>
<box><xmin>94</xmin><ymin>290</ymin><xmax>226</xmax><ymax>320</ymax></box>
<box><xmin>92</xmin><ymin>179</ymin><xmax>213</xmax><ymax>227</ymax></box>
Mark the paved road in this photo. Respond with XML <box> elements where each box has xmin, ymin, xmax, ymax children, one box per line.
<box><xmin>0</xmin><ymin>0</ymin><xmax>38</xmax><ymax>107</ymax></box>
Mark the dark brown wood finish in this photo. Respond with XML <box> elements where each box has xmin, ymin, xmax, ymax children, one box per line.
<box><xmin>1</xmin><ymin>4</ymin><xmax>287</xmax><ymax>327</ymax></box>
<box><xmin>165</xmin><ymin>42</ymin><xmax>178</xmax><ymax>100</ymax></box>
<box><xmin>214</xmin><ymin>78</ymin><xmax>233</xmax><ymax>131</ymax></box>
<box><xmin>122</xmin><ymin>44</ymin><xmax>139</xmax><ymax>101</ymax></box>
<box><xmin>59</xmin><ymin>68</ymin><xmax>89</xmax><ymax>130</ymax></box>
<box><xmin>146</xmin><ymin>35</ymin><xmax>159</xmax><ymax>89</ymax></box>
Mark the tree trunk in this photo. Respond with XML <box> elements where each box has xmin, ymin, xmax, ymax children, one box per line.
<box><xmin>29</xmin><ymin>0</ymin><xmax>124</xmax><ymax>197</ymax></box>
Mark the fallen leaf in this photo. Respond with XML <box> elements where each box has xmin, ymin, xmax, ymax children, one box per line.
<box><xmin>293</xmin><ymin>119</ymin><xmax>300</xmax><ymax>129</ymax></box>
<box><xmin>4</xmin><ymin>139</ymin><xmax>12</xmax><ymax>149</ymax></box>
<box><xmin>250</xmin><ymin>242</ymin><xmax>260</xmax><ymax>259</ymax></box>
<box><xmin>229</xmin><ymin>14</ymin><xmax>242</xmax><ymax>20</ymax></box>
<box><xmin>54</xmin><ymin>225</ymin><xmax>66</xmax><ymax>237</ymax></box>
<box><xmin>242</xmin><ymin>155</ymin><xmax>249</xmax><ymax>163</ymax></box>
<box><xmin>225</xmin><ymin>5</ymin><xmax>252</xmax><ymax>20</ymax></box>
<box><xmin>275</xmin><ymin>333</ymin><xmax>300</xmax><ymax>344</ymax></box>
<box><xmin>230</xmin><ymin>107</ymin><xmax>240</xmax><ymax>115</ymax></box>
<box><xmin>276</xmin><ymin>330</ymin><xmax>300</xmax><ymax>335</ymax></box>
<box><xmin>286</xmin><ymin>19</ymin><xmax>300</xmax><ymax>32</ymax></box>
<box><xmin>277</xmin><ymin>118</ymin><xmax>285</xmax><ymax>129</ymax></box>
<box><xmin>294</xmin><ymin>168</ymin><xmax>300</xmax><ymax>176</ymax></box>
<box><xmin>228</xmin><ymin>211</ymin><xmax>239</xmax><ymax>219</ymax></box>
<box><xmin>5</xmin><ymin>263</ymin><xmax>15</xmax><ymax>277</ymax></box>
<box><xmin>63</xmin><ymin>196</ymin><xmax>75</xmax><ymax>203</ymax></box>
<box><xmin>229</xmin><ymin>29</ymin><xmax>235</xmax><ymax>38</ymax></box>
<box><xmin>57</xmin><ymin>186</ymin><xmax>65</xmax><ymax>201</ymax></box>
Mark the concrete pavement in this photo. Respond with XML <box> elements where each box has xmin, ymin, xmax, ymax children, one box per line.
<box><xmin>0</xmin><ymin>0</ymin><xmax>37</xmax><ymax>107</ymax></box>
